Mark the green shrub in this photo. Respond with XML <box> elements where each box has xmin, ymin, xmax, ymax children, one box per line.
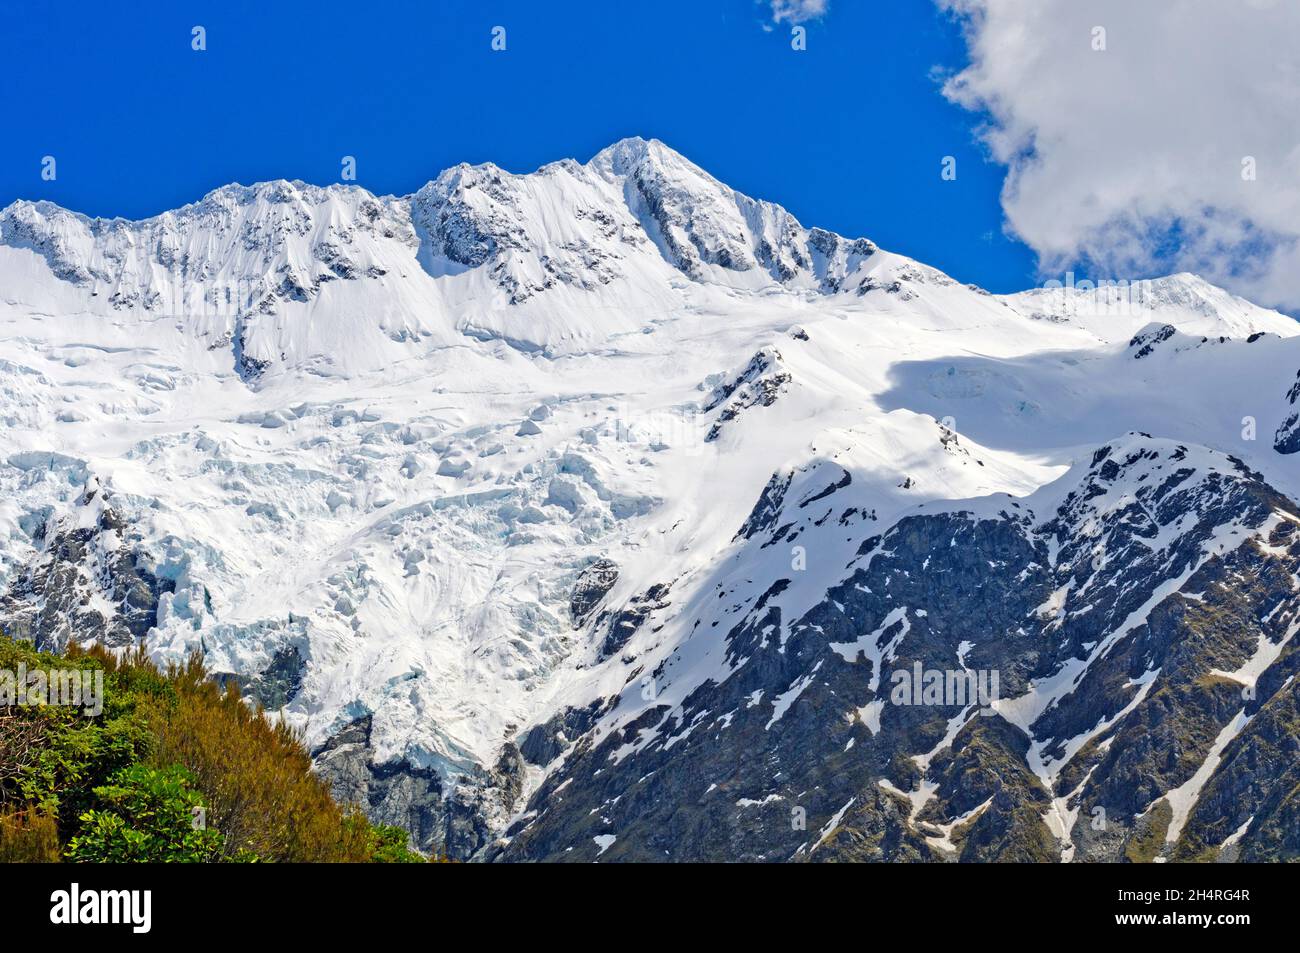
<box><xmin>366</xmin><ymin>823</ymin><xmax>428</xmax><ymax>863</ymax></box>
<box><xmin>66</xmin><ymin>764</ymin><xmax>222</xmax><ymax>863</ymax></box>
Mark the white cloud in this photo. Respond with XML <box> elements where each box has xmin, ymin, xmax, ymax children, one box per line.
<box><xmin>938</xmin><ymin>0</ymin><xmax>1300</xmax><ymax>311</ymax></box>
<box><xmin>768</xmin><ymin>0</ymin><xmax>828</xmax><ymax>25</ymax></box>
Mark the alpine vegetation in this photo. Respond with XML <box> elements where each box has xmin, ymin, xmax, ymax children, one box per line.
<box><xmin>0</xmin><ymin>637</ymin><xmax>427</xmax><ymax>863</ymax></box>
<box><xmin>2</xmin><ymin>138</ymin><xmax>1299</xmax><ymax>863</ymax></box>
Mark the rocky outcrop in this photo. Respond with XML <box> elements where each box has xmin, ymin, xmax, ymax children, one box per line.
<box><xmin>0</xmin><ymin>480</ymin><xmax>171</xmax><ymax>652</ymax></box>
<box><xmin>1274</xmin><ymin>370</ymin><xmax>1300</xmax><ymax>454</ymax></box>
<box><xmin>704</xmin><ymin>348</ymin><xmax>791</xmax><ymax>443</ymax></box>
<box><xmin>495</xmin><ymin>436</ymin><xmax>1300</xmax><ymax>863</ymax></box>
<box><xmin>312</xmin><ymin>715</ymin><xmax>525</xmax><ymax>860</ymax></box>
<box><xmin>518</xmin><ymin>700</ymin><xmax>607</xmax><ymax>767</ymax></box>
<box><xmin>213</xmin><ymin>645</ymin><xmax>306</xmax><ymax>711</ymax></box>
<box><xmin>569</xmin><ymin>559</ymin><xmax>619</xmax><ymax>629</ymax></box>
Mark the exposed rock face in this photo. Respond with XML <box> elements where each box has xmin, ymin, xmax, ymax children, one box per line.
<box><xmin>1274</xmin><ymin>370</ymin><xmax>1300</xmax><ymax>454</ymax></box>
<box><xmin>494</xmin><ymin>436</ymin><xmax>1300</xmax><ymax>863</ymax></box>
<box><xmin>1129</xmin><ymin>323</ymin><xmax>1177</xmax><ymax>359</ymax></box>
<box><xmin>213</xmin><ymin>645</ymin><xmax>306</xmax><ymax>711</ymax></box>
<box><xmin>0</xmin><ymin>480</ymin><xmax>171</xmax><ymax>652</ymax></box>
<box><xmin>518</xmin><ymin>700</ymin><xmax>607</xmax><ymax>768</ymax></box>
<box><xmin>704</xmin><ymin>348</ymin><xmax>791</xmax><ymax>443</ymax></box>
<box><xmin>312</xmin><ymin>715</ymin><xmax>524</xmax><ymax>860</ymax></box>
<box><xmin>569</xmin><ymin>559</ymin><xmax>619</xmax><ymax>629</ymax></box>
<box><xmin>596</xmin><ymin>582</ymin><xmax>672</xmax><ymax>661</ymax></box>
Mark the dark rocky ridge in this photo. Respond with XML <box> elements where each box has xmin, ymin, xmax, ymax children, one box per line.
<box><xmin>491</xmin><ymin>436</ymin><xmax>1300</xmax><ymax>862</ymax></box>
<box><xmin>312</xmin><ymin>714</ymin><xmax>525</xmax><ymax>860</ymax></box>
<box><xmin>0</xmin><ymin>481</ymin><xmax>172</xmax><ymax>653</ymax></box>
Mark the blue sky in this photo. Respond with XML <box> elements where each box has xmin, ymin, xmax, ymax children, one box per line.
<box><xmin>1</xmin><ymin>0</ymin><xmax>1038</xmax><ymax>291</ymax></box>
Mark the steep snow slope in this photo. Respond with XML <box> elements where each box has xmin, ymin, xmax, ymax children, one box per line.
<box><xmin>1</xmin><ymin>138</ymin><xmax>1298</xmax><ymax>859</ymax></box>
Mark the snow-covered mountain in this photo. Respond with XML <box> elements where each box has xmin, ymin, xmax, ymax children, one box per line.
<box><xmin>3</xmin><ymin>138</ymin><xmax>1299</xmax><ymax>861</ymax></box>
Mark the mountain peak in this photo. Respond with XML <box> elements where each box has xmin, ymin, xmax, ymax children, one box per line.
<box><xmin>588</xmin><ymin>135</ymin><xmax>675</xmax><ymax>173</ymax></box>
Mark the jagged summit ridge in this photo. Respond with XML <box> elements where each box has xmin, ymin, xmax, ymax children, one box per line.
<box><xmin>2</xmin><ymin>136</ymin><xmax>872</xmax><ymax>299</ymax></box>
<box><xmin>0</xmin><ymin>138</ymin><xmax>896</xmax><ymax>367</ymax></box>
<box><xmin>4</xmin><ymin>137</ymin><xmax>1294</xmax><ymax>369</ymax></box>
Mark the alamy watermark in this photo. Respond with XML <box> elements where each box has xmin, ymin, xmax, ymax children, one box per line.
<box><xmin>50</xmin><ymin>883</ymin><xmax>151</xmax><ymax>933</ymax></box>
<box><xmin>0</xmin><ymin>664</ymin><xmax>104</xmax><ymax>716</ymax></box>
<box><xmin>889</xmin><ymin>662</ymin><xmax>999</xmax><ymax>713</ymax></box>
<box><xmin>1039</xmin><ymin>272</ymin><xmax>1158</xmax><ymax>319</ymax></box>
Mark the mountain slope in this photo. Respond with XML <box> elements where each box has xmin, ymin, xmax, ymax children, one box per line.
<box><xmin>1</xmin><ymin>138</ymin><xmax>1298</xmax><ymax>860</ymax></box>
